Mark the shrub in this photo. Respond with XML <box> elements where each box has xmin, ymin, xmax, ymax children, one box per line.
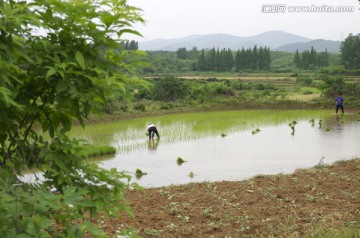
<box><xmin>153</xmin><ymin>76</ymin><xmax>189</xmax><ymax>101</ymax></box>
<box><xmin>318</xmin><ymin>76</ymin><xmax>345</xmax><ymax>98</ymax></box>
<box><xmin>160</xmin><ymin>102</ymin><xmax>175</xmax><ymax>110</ymax></box>
<box><xmin>134</xmin><ymin>103</ymin><xmax>146</xmax><ymax>111</ymax></box>
<box><xmin>296</xmin><ymin>75</ymin><xmax>313</xmax><ymax>86</ymax></box>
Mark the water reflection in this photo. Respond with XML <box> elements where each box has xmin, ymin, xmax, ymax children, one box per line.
<box><xmin>148</xmin><ymin>138</ymin><xmax>160</xmax><ymax>150</ymax></box>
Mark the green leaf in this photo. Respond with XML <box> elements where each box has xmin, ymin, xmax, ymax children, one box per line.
<box><xmin>100</xmin><ymin>13</ymin><xmax>117</xmax><ymax>28</ymax></box>
<box><xmin>56</xmin><ymin>80</ymin><xmax>68</xmax><ymax>94</ymax></box>
<box><xmin>39</xmin><ymin>217</ymin><xmax>52</xmax><ymax>230</ymax></box>
<box><xmin>0</xmin><ymin>87</ymin><xmax>20</xmax><ymax>108</ymax></box>
<box><xmin>46</xmin><ymin>68</ymin><xmax>57</xmax><ymax>80</ymax></box>
<box><xmin>75</xmin><ymin>51</ymin><xmax>86</xmax><ymax>69</ymax></box>
<box><xmin>117</xmin><ymin>28</ymin><xmax>142</xmax><ymax>37</ymax></box>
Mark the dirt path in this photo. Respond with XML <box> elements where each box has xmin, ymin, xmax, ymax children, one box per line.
<box><xmin>98</xmin><ymin>158</ymin><xmax>360</xmax><ymax>237</ymax></box>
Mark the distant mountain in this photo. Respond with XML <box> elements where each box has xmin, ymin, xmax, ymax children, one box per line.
<box><xmin>138</xmin><ymin>31</ymin><xmax>341</xmax><ymax>53</ymax></box>
<box><xmin>138</xmin><ymin>30</ymin><xmax>311</xmax><ymax>51</ymax></box>
<box><xmin>274</xmin><ymin>39</ymin><xmax>341</xmax><ymax>53</ymax></box>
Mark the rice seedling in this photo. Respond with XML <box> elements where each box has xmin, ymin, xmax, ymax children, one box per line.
<box><xmin>188</xmin><ymin>172</ymin><xmax>194</xmax><ymax>178</ymax></box>
<box><xmin>309</xmin><ymin>119</ymin><xmax>315</xmax><ymax>127</ymax></box>
<box><xmin>318</xmin><ymin>119</ymin><xmax>323</xmax><ymax>128</ymax></box>
<box><xmin>288</xmin><ymin>121</ymin><xmax>297</xmax><ymax>135</ymax></box>
<box><xmin>177</xmin><ymin>157</ymin><xmax>187</xmax><ymax>166</ymax></box>
<box><xmin>221</xmin><ymin>133</ymin><xmax>227</xmax><ymax>137</ymax></box>
<box><xmin>78</xmin><ymin>144</ymin><xmax>116</xmax><ymax>158</ymax></box>
<box><xmin>251</xmin><ymin>128</ymin><xmax>261</xmax><ymax>135</ymax></box>
<box><xmin>135</xmin><ymin>168</ymin><xmax>147</xmax><ymax>179</ymax></box>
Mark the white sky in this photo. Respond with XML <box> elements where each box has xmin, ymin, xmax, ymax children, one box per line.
<box><xmin>127</xmin><ymin>0</ymin><xmax>360</xmax><ymax>42</ymax></box>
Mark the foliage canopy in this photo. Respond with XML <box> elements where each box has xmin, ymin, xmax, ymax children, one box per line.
<box><xmin>0</xmin><ymin>0</ymin><xmax>145</xmax><ymax>236</ymax></box>
<box><xmin>341</xmin><ymin>33</ymin><xmax>360</xmax><ymax>69</ymax></box>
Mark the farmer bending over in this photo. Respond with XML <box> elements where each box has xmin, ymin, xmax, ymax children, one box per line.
<box><xmin>147</xmin><ymin>123</ymin><xmax>160</xmax><ymax>139</ymax></box>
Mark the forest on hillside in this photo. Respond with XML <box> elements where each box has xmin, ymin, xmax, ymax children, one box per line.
<box><xmin>123</xmin><ymin>33</ymin><xmax>360</xmax><ymax>76</ymax></box>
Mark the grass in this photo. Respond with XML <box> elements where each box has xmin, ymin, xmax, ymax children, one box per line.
<box><xmin>287</xmin><ymin>93</ymin><xmax>321</xmax><ymax>101</ymax></box>
<box><xmin>78</xmin><ymin>144</ymin><xmax>116</xmax><ymax>158</ymax></box>
<box><xmin>300</xmin><ymin>87</ymin><xmax>321</xmax><ymax>94</ymax></box>
<box><xmin>307</xmin><ymin>226</ymin><xmax>360</xmax><ymax>238</ymax></box>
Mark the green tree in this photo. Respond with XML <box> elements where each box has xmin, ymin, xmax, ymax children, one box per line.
<box><xmin>197</xmin><ymin>49</ymin><xmax>206</xmax><ymax>70</ymax></box>
<box><xmin>319</xmin><ymin>76</ymin><xmax>345</xmax><ymax>98</ymax></box>
<box><xmin>317</xmin><ymin>49</ymin><xmax>329</xmax><ymax>67</ymax></box>
<box><xmin>121</xmin><ymin>40</ymin><xmax>139</xmax><ymax>50</ymax></box>
<box><xmin>265</xmin><ymin>47</ymin><xmax>272</xmax><ymax>70</ymax></box>
<box><xmin>301</xmin><ymin>50</ymin><xmax>310</xmax><ymax>69</ymax></box>
<box><xmin>188</xmin><ymin>47</ymin><xmax>199</xmax><ymax>60</ymax></box>
<box><xmin>153</xmin><ymin>76</ymin><xmax>189</xmax><ymax>101</ymax></box>
<box><xmin>207</xmin><ymin>47</ymin><xmax>216</xmax><ymax>70</ymax></box>
<box><xmin>309</xmin><ymin>46</ymin><xmax>317</xmax><ymax>68</ymax></box>
<box><xmin>258</xmin><ymin>47</ymin><xmax>265</xmax><ymax>70</ymax></box>
<box><xmin>0</xmin><ymin>0</ymin><xmax>144</xmax><ymax>236</ymax></box>
<box><xmin>252</xmin><ymin>45</ymin><xmax>258</xmax><ymax>70</ymax></box>
<box><xmin>234</xmin><ymin>50</ymin><xmax>241</xmax><ymax>71</ymax></box>
<box><xmin>176</xmin><ymin>47</ymin><xmax>188</xmax><ymax>59</ymax></box>
<box><xmin>293</xmin><ymin>50</ymin><xmax>301</xmax><ymax>68</ymax></box>
<box><xmin>341</xmin><ymin>33</ymin><xmax>360</xmax><ymax>69</ymax></box>
<box><xmin>214</xmin><ymin>48</ymin><xmax>221</xmax><ymax>71</ymax></box>
<box><xmin>240</xmin><ymin>48</ymin><xmax>247</xmax><ymax>70</ymax></box>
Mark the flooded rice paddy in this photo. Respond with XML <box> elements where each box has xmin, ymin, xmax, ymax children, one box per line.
<box><xmin>56</xmin><ymin>110</ymin><xmax>360</xmax><ymax>187</ymax></box>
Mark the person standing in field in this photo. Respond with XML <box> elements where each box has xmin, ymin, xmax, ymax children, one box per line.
<box><xmin>147</xmin><ymin>123</ymin><xmax>160</xmax><ymax>139</ymax></box>
<box><xmin>335</xmin><ymin>94</ymin><xmax>344</xmax><ymax>114</ymax></box>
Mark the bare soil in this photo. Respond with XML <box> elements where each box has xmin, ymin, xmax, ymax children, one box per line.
<box><xmin>97</xmin><ymin>158</ymin><xmax>360</xmax><ymax>237</ymax></box>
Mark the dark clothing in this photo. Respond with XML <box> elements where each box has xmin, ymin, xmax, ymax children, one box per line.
<box><xmin>335</xmin><ymin>96</ymin><xmax>344</xmax><ymax>113</ymax></box>
<box><xmin>336</xmin><ymin>96</ymin><xmax>343</xmax><ymax>106</ymax></box>
<box><xmin>148</xmin><ymin>126</ymin><xmax>160</xmax><ymax>139</ymax></box>
<box><xmin>336</xmin><ymin>105</ymin><xmax>344</xmax><ymax>113</ymax></box>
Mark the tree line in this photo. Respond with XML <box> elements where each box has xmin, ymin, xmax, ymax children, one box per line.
<box><xmin>120</xmin><ymin>40</ymin><xmax>139</xmax><ymax>50</ymax></box>
<box><xmin>197</xmin><ymin>48</ymin><xmax>235</xmax><ymax>71</ymax></box>
<box><xmin>196</xmin><ymin>46</ymin><xmax>271</xmax><ymax>72</ymax></box>
<box><xmin>292</xmin><ymin>47</ymin><xmax>330</xmax><ymax>69</ymax></box>
<box><xmin>234</xmin><ymin>46</ymin><xmax>271</xmax><ymax>71</ymax></box>
<box><xmin>133</xmin><ymin>33</ymin><xmax>360</xmax><ymax>74</ymax></box>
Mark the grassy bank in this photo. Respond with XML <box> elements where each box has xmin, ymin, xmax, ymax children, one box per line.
<box><xmin>78</xmin><ymin>144</ymin><xmax>116</xmax><ymax>158</ymax></box>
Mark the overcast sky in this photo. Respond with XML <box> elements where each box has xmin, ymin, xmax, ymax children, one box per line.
<box><xmin>127</xmin><ymin>0</ymin><xmax>360</xmax><ymax>42</ymax></box>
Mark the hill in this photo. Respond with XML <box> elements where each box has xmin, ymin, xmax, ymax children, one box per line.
<box><xmin>138</xmin><ymin>31</ymin><xmax>341</xmax><ymax>53</ymax></box>
<box><xmin>275</xmin><ymin>39</ymin><xmax>341</xmax><ymax>53</ymax></box>
<box><xmin>139</xmin><ymin>30</ymin><xmax>311</xmax><ymax>51</ymax></box>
